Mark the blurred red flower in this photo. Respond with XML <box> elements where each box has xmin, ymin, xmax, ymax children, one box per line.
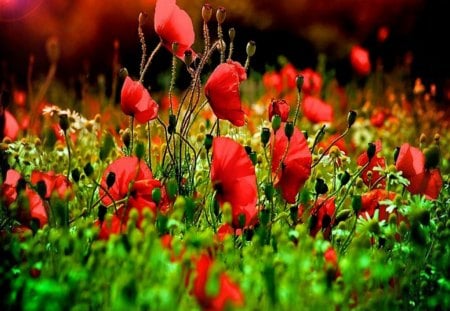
<box><xmin>4</xmin><ymin>110</ymin><xmax>19</xmax><ymax>141</ymax></box>
<box><xmin>324</xmin><ymin>246</ymin><xmax>341</xmax><ymax>278</ymax></box>
<box><xmin>359</xmin><ymin>189</ymin><xmax>396</xmax><ymax>221</ymax></box>
<box><xmin>95</xmin><ymin>213</ymin><xmax>126</xmax><ymax>240</ymax></box>
<box><xmin>356</xmin><ymin>140</ymin><xmax>386</xmax><ymax>188</ymax></box>
<box><xmin>300</xmin><ymin>68</ymin><xmax>322</xmax><ymax>96</ymax></box>
<box><xmin>272</xmin><ymin>123</ymin><xmax>312</xmax><ymax>203</ymax></box>
<box><xmin>31</xmin><ymin>171</ymin><xmax>72</xmax><ymax>200</ymax></box>
<box><xmin>280</xmin><ymin>63</ymin><xmax>298</xmax><ymax>90</ymax></box>
<box><xmin>211</xmin><ymin>137</ymin><xmax>258</xmax><ymax>228</ymax></box>
<box><xmin>262</xmin><ymin>71</ymin><xmax>282</xmax><ymax>94</ymax></box>
<box><xmin>205</xmin><ymin>61</ymin><xmax>247</xmax><ymax>127</ymax></box>
<box><xmin>191</xmin><ymin>253</ymin><xmax>244</xmax><ymax>311</ymax></box>
<box><xmin>395</xmin><ymin>143</ymin><xmax>443</xmax><ymax>200</ymax></box>
<box><xmin>298</xmin><ymin>197</ymin><xmax>335</xmax><ymax>239</ymax></box>
<box><xmin>99</xmin><ymin>156</ymin><xmax>164</xmax><ymax>216</ymax></box>
<box><xmin>350</xmin><ymin>45</ymin><xmax>371</xmax><ymax>76</ymax></box>
<box><xmin>120</xmin><ymin>76</ymin><xmax>159</xmax><ymax>124</ymax></box>
<box><xmin>154</xmin><ymin>0</ymin><xmax>195</xmax><ymax>59</ymax></box>
<box><xmin>268</xmin><ymin>99</ymin><xmax>290</xmax><ymax>122</ymax></box>
<box><xmin>302</xmin><ymin>96</ymin><xmax>333</xmax><ymax>123</ymax></box>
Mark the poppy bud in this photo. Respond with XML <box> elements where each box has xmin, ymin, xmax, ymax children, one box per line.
<box><xmin>36</xmin><ymin>180</ymin><xmax>47</xmax><ymax>199</ymax></box>
<box><xmin>302</xmin><ymin>130</ymin><xmax>308</xmax><ymax>140</ymax></box>
<box><xmin>46</xmin><ymin>36</ymin><xmax>60</xmax><ymax>64</ymax></box>
<box><xmin>204</xmin><ymin>134</ymin><xmax>213</xmax><ymax>152</ymax></box>
<box><xmin>366</xmin><ymin>142</ymin><xmax>376</xmax><ymax>160</ymax></box>
<box><xmin>285</xmin><ymin>121</ymin><xmax>294</xmax><ymax>140</ymax></box>
<box><xmin>216</xmin><ymin>7</ymin><xmax>226</xmax><ymax>25</ymax></box>
<box><xmin>138</xmin><ymin>12</ymin><xmax>148</xmax><ymax>26</ymax></box>
<box><xmin>98</xmin><ymin>205</ymin><xmax>107</xmax><ymax>222</ymax></box>
<box><xmin>336</xmin><ymin>209</ymin><xmax>352</xmax><ymax>223</ymax></box>
<box><xmin>106</xmin><ymin>172</ymin><xmax>116</xmax><ymax>189</ymax></box>
<box><xmin>347</xmin><ymin>110</ymin><xmax>357</xmax><ymax>128</ymax></box>
<box><xmin>121</xmin><ymin>128</ymin><xmax>131</xmax><ymax>149</ymax></box>
<box><xmin>152</xmin><ymin>188</ymin><xmax>162</xmax><ymax>205</ymax></box>
<box><xmin>340</xmin><ymin>171</ymin><xmax>350</xmax><ymax>186</ymax></box>
<box><xmin>171</xmin><ymin>42</ymin><xmax>179</xmax><ymax>55</ymax></box>
<box><xmin>315</xmin><ymin>178</ymin><xmax>328</xmax><ymax>195</ymax></box>
<box><xmin>351</xmin><ymin>195</ymin><xmax>362</xmax><ymax>213</ymax></box>
<box><xmin>16</xmin><ymin>178</ymin><xmax>27</xmax><ymax>193</ymax></box>
<box><xmin>424</xmin><ymin>145</ymin><xmax>440</xmax><ymax>169</ymax></box>
<box><xmin>184</xmin><ymin>50</ymin><xmax>193</xmax><ymax>67</ymax></box>
<box><xmin>228</xmin><ymin>27</ymin><xmax>235</xmax><ymax>41</ymax></box>
<box><xmin>296</xmin><ymin>75</ymin><xmax>304</xmax><ymax>93</ymax></box>
<box><xmin>202</xmin><ymin>3</ymin><xmax>213</xmax><ymax>23</ymax></box>
<box><xmin>119</xmin><ymin>67</ymin><xmax>129</xmax><ymax>79</ymax></box>
<box><xmin>135</xmin><ymin>142</ymin><xmax>145</xmax><ymax>159</ymax></box>
<box><xmin>71</xmin><ymin>168</ymin><xmax>80</xmax><ymax>182</ymax></box>
<box><xmin>419</xmin><ymin>133</ymin><xmax>426</xmax><ymax>145</ymax></box>
<box><xmin>84</xmin><ymin>163</ymin><xmax>94</xmax><ymax>177</ymax></box>
<box><xmin>271</xmin><ymin>115</ymin><xmax>281</xmax><ymax>132</ymax></box>
<box><xmin>393</xmin><ymin>146</ymin><xmax>400</xmax><ymax>164</ymax></box>
<box><xmin>249</xmin><ymin>151</ymin><xmax>257</xmax><ymax>165</ymax></box>
<box><xmin>59</xmin><ymin>113</ymin><xmax>69</xmax><ymax>133</ymax></box>
<box><xmin>246</xmin><ymin>40</ymin><xmax>256</xmax><ymax>57</ymax></box>
<box><xmin>264</xmin><ymin>183</ymin><xmax>274</xmax><ymax>200</ymax></box>
<box><xmin>244</xmin><ymin>145</ymin><xmax>252</xmax><ymax>155</ymax></box>
<box><xmin>168</xmin><ymin>114</ymin><xmax>177</xmax><ymax>134</ymax></box>
<box><xmin>166</xmin><ymin>178</ymin><xmax>178</xmax><ymax>200</ymax></box>
<box><xmin>261</xmin><ymin>127</ymin><xmax>271</xmax><ymax>147</ymax></box>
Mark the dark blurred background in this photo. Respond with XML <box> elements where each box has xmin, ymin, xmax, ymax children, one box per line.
<box><xmin>0</xmin><ymin>0</ymin><xmax>449</xmax><ymax>102</ymax></box>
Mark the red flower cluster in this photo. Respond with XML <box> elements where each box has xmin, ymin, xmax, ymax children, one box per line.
<box><xmin>191</xmin><ymin>253</ymin><xmax>244</xmax><ymax>311</ymax></box>
<box><xmin>154</xmin><ymin>0</ymin><xmax>195</xmax><ymax>59</ymax></box>
<box><xmin>350</xmin><ymin>45</ymin><xmax>371</xmax><ymax>76</ymax></box>
<box><xmin>356</xmin><ymin>140</ymin><xmax>386</xmax><ymax>188</ymax></box>
<box><xmin>298</xmin><ymin>197</ymin><xmax>335</xmax><ymax>239</ymax></box>
<box><xmin>120</xmin><ymin>76</ymin><xmax>159</xmax><ymax>124</ymax></box>
<box><xmin>395</xmin><ymin>143</ymin><xmax>443</xmax><ymax>200</ymax></box>
<box><xmin>211</xmin><ymin>137</ymin><xmax>258</xmax><ymax>228</ymax></box>
<box><xmin>205</xmin><ymin>61</ymin><xmax>247</xmax><ymax>126</ymax></box>
<box><xmin>272</xmin><ymin>123</ymin><xmax>312</xmax><ymax>203</ymax></box>
<box><xmin>268</xmin><ymin>99</ymin><xmax>290</xmax><ymax>122</ymax></box>
<box><xmin>97</xmin><ymin>156</ymin><xmax>166</xmax><ymax>238</ymax></box>
<box><xmin>1</xmin><ymin>169</ymin><xmax>47</xmax><ymax>228</ymax></box>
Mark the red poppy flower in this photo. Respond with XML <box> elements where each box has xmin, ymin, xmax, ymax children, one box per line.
<box><xmin>95</xmin><ymin>212</ymin><xmax>126</xmax><ymax>240</ymax></box>
<box><xmin>31</xmin><ymin>171</ymin><xmax>72</xmax><ymax>200</ymax></box>
<box><xmin>300</xmin><ymin>68</ymin><xmax>322</xmax><ymax>96</ymax></box>
<box><xmin>262</xmin><ymin>71</ymin><xmax>282</xmax><ymax>94</ymax></box>
<box><xmin>302</xmin><ymin>96</ymin><xmax>334</xmax><ymax>124</ymax></box>
<box><xmin>99</xmin><ymin>156</ymin><xmax>163</xmax><ymax>216</ymax></box>
<box><xmin>205</xmin><ymin>61</ymin><xmax>247</xmax><ymax>127</ymax></box>
<box><xmin>211</xmin><ymin>137</ymin><xmax>258</xmax><ymax>228</ymax></box>
<box><xmin>324</xmin><ymin>246</ymin><xmax>341</xmax><ymax>278</ymax></box>
<box><xmin>272</xmin><ymin>123</ymin><xmax>312</xmax><ymax>203</ymax></box>
<box><xmin>13</xmin><ymin>90</ymin><xmax>26</xmax><ymax>107</ymax></box>
<box><xmin>370</xmin><ymin>109</ymin><xmax>388</xmax><ymax>128</ymax></box>
<box><xmin>120</xmin><ymin>76</ymin><xmax>159</xmax><ymax>124</ymax></box>
<box><xmin>268</xmin><ymin>99</ymin><xmax>290</xmax><ymax>122</ymax></box>
<box><xmin>298</xmin><ymin>197</ymin><xmax>335</xmax><ymax>239</ymax></box>
<box><xmin>4</xmin><ymin>110</ymin><xmax>19</xmax><ymax>141</ymax></box>
<box><xmin>280</xmin><ymin>63</ymin><xmax>298</xmax><ymax>90</ymax></box>
<box><xmin>396</xmin><ymin>143</ymin><xmax>443</xmax><ymax>200</ymax></box>
<box><xmin>191</xmin><ymin>253</ymin><xmax>244</xmax><ymax>311</ymax></box>
<box><xmin>1</xmin><ymin>169</ymin><xmax>47</xmax><ymax>228</ymax></box>
<box><xmin>154</xmin><ymin>0</ymin><xmax>195</xmax><ymax>59</ymax></box>
<box><xmin>350</xmin><ymin>45</ymin><xmax>371</xmax><ymax>76</ymax></box>
<box><xmin>359</xmin><ymin>189</ymin><xmax>396</xmax><ymax>221</ymax></box>
<box><xmin>356</xmin><ymin>140</ymin><xmax>386</xmax><ymax>188</ymax></box>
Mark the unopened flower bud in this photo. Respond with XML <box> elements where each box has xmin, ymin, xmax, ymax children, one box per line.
<box><xmin>46</xmin><ymin>36</ymin><xmax>60</xmax><ymax>64</ymax></box>
<box><xmin>261</xmin><ymin>127</ymin><xmax>271</xmax><ymax>147</ymax></box>
<box><xmin>98</xmin><ymin>205</ymin><xmax>107</xmax><ymax>222</ymax></box>
<box><xmin>393</xmin><ymin>146</ymin><xmax>400</xmax><ymax>164</ymax></box>
<box><xmin>419</xmin><ymin>133</ymin><xmax>426</xmax><ymax>145</ymax></box>
<box><xmin>367</xmin><ymin>142</ymin><xmax>376</xmax><ymax>160</ymax></box>
<box><xmin>315</xmin><ymin>178</ymin><xmax>328</xmax><ymax>195</ymax></box>
<box><xmin>351</xmin><ymin>195</ymin><xmax>362</xmax><ymax>213</ymax></box>
<box><xmin>249</xmin><ymin>151</ymin><xmax>257</xmax><ymax>165</ymax></box>
<box><xmin>216</xmin><ymin>7</ymin><xmax>226</xmax><ymax>25</ymax></box>
<box><xmin>36</xmin><ymin>180</ymin><xmax>47</xmax><ymax>199</ymax></box>
<box><xmin>135</xmin><ymin>142</ymin><xmax>145</xmax><ymax>159</ymax></box>
<box><xmin>71</xmin><ymin>168</ymin><xmax>80</xmax><ymax>183</ymax></box>
<box><xmin>204</xmin><ymin>134</ymin><xmax>213</xmax><ymax>152</ymax></box>
<box><xmin>347</xmin><ymin>110</ymin><xmax>357</xmax><ymax>128</ymax></box>
<box><xmin>119</xmin><ymin>67</ymin><xmax>129</xmax><ymax>79</ymax></box>
<box><xmin>228</xmin><ymin>27</ymin><xmax>235</xmax><ymax>41</ymax></box>
<box><xmin>184</xmin><ymin>50</ymin><xmax>193</xmax><ymax>67</ymax></box>
<box><xmin>84</xmin><ymin>163</ymin><xmax>94</xmax><ymax>177</ymax></box>
<box><xmin>271</xmin><ymin>115</ymin><xmax>281</xmax><ymax>132</ymax></box>
<box><xmin>121</xmin><ymin>128</ymin><xmax>131</xmax><ymax>149</ymax></box>
<box><xmin>59</xmin><ymin>113</ymin><xmax>69</xmax><ymax>133</ymax></box>
<box><xmin>202</xmin><ymin>3</ymin><xmax>213</xmax><ymax>23</ymax></box>
<box><xmin>106</xmin><ymin>172</ymin><xmax>116</xmax><ymax>189</ymax></box>
<box><xmin>152</xmin><ymin>188</ymin><xmax>162</xmax><ymax>205</ymax></box>
<box><xmin>285</xmin><ymin>121</ymin><xmax>294</xmax><ymax>140</ymax></box>
<box><xmin>246</xmin><ymin>40</ymin><xmax>256</xmax><ymax>57</ymax></box>
<box><xmin>264</xmin><ymin>183</ymin><xmax>274</xmax><ymax>200</ymax></box>
<box><xmin>340</xmin><ymin>171</ymin><xmax>350</xmax><ymax>186</ymax></box>
<box><xmin>296</xmin><ymin>75</ymin><xmax>304</xmax><ymax>93</ymax></box>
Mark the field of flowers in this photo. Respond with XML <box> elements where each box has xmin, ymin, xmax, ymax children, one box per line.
<box><xmin>1</xmin><ymin>1</ymin><xmax>449</xmax><ymax>310</ymax></box>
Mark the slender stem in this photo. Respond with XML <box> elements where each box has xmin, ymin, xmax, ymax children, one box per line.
<box><xmin>140</xmin><ymin>41</ymin><xmax>162</xmax><ymax>83</ymax></box>
<box><xmin>138</xmin><ymin>21</ymin><xmax>147</xmax><ymax>77</ymax></box>
<box><xmin>169</xmin><ymin>54</ymin><xmax>177</xmax><ymax>115</ymax></box>
<box><xmin>311</xmin><ymin>128</ymin><xmax>348</xmax><ymax>168</ymax></box>
<box><xmin>292</xmin><ymin>90</ymin><xmax>303</xmax><ymax>127</ymax></box>
<box><xmin>130</xmin><ymin>116</ymin><xmax>134</xmax><ymax>156</ymax></box>
<box><xmin>147</xmin><ymin>122</ymin><xmax>152</xmax><ymax>170</ymax></box>
<box><xmin>310</xmin><ymin>125</ymin><xmax>326</xmax><ymax>154</ymax></box>
<box><xmin>64</xmin><ymin>132</ymin><xmax>72</xmax><ymax>180</ymax></box>
<box><xmin>217</xmin><ymin>24</ymin><xmax>225</xmax><ymax>63</ymax></box>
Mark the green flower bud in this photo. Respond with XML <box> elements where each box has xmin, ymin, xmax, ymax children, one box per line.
<box><xmin>296</xmin><ymin>75</ymin><xmax>304</xmax><ymax>93</ymax></box>
<box><xmin>202</xmin><ymin>3</ymin><xmax>213</xmax><ymax>23</ymax></box>
<box><xmin>228</xmin><ymin>27</ymin><xmax>235</xmax><ymax>41</ymax></box>
<box><xmin>271</xmin><ymin>115</ymin><xmax>281</xmax><ymax>133</ymax></box>
<box><xmin>119</xmin><ymin>67</ymin><xmax>129</xmax><ymax>79</ymax></box>
<box><xmin>58</xmin><ymin>112</ymin><xmax>69</xmax><ymax>133</ymax></box>
<box><xmin>121</xmin><ymin>128</ymin><xmax>131</xmax><ymax>149</ymax></box>
<box><xmin>259</xmin><ymin>209</ymin><xmax>270</xmax><ymax>226</ymax></box>
<box><xmin>351</xmin><ymin>195</ymin><xmax>362</xmax><ymax>213</ymax></box>
<box><xmin>135</xmin><ymin>142</ymin><xmax>145</xmax><ymax>159</ymax></box>
<box><xmin>285</xmin><ymin>121</ymin><xmax>294</xmax><ymax>140</ymax></box>
<box><xmin>289</xmin><ymin>205</ymin><xmax>299</xmax><ymax>224</ymax></box>
<box><xmin>216</xmin><ymin>7</ymin><xmax>226</xmax><ymax>24</ymax></box>
<box><xmin>204</xmin><ymin>134</ymin><xmax>213</xmax><ymax>152</ymax></box>
<box><xmin>184</xmin><ymin>50</ymin><xmax>193</xmax><ymax>67</ymax></box>
<box><xmin>393</xmin><ymin>146</ymin><xmax>400</xmax><ymax>164</ymax></box>
<box><xmin>367</xmin><ymin>142</ymin><xmax>376</xmax><ymax>160</ymax></box>
<box><xmin>347</xmin><ymin>110</ymin><xmax>357</xmax><ymax>128</ymax></box>
<box><xmin>71</xmin><ymin>168</ymin><xmax>80</xmax><ymax>183</ymax></box>
<box><xmin>264</xmin><ymin>183</ymin><xmax>274</xmax><ymax>200</ymax></box>
<box><xmin>246</xmin><ymin>40</ymin><xmax>256</xmax><ymax>57</ymax></box>
<box><xmin>261</xmin><ymin>127</ymin><xmax>271</xmax><ymax>147</ymax></box>
<box><xmin>166</xmin><ymin>178</ymin><xmax>178</xmax><ymax>200</ymax></box>
<box><xmin>106</xmin><ymin>172</ymin><xmax>116</xmax><ymax>189</ymax></box>
<box><xmin>340</xmin><ymin>171</ymin><xmax>351</xmax><ymax>186</ymax></box>
<box><xmin>152</xmin><ymin>188</ymin><xmax>162</xmax><ymax>205</ymax></box>
<box><xmin>171</xmin><ymin>42</ymin><xmax>179</xmax><ymax>55</ymax></box>
<box><xmin>84</xmin><ymin>163</ymin><xmax>94</xmax><ymax>177</ymax></box>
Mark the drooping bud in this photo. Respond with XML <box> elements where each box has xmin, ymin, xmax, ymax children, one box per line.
<box><xmin>204</xmin><ymin>134</ymin><xmax>213</xmax><ymax>152</ymax></box>
<box><xmin>284</xmin><ymin>121</ymin><xmax>294</xmax><ymax>140</ymax></box>
<box><xmin>202</xmin><ymin>3</ymin><xmax>213</xmax><ymax>23</ymax></box>
<box><xmin>347</xmin><ymin>110</ymin><xmax>357</xmax><ymax>128</ymax></box>
<box><xmin>106</xmin><ymin>172</ymin><xmax>116</xmax><ymax>189</ymax></box>
<box><xmin>216</xmin><ymin>7</ymin><xmax>226</xmax><ymax>25</ymax></box>
<box><xmin>315</xmin><ymin>178</ymin><xmax>328</xmax><ymax>195</ymax></box>
<box><xmin>246</xmin><ymin>40</ymin><xmax>256</xmax><ymax>57</ymax></box>
<box><xmin>295</xmin><ymin>75</ymin><xmax>304</xmax><ymax>93</ymax></box>
<box><xmin>366</xmin><ymin>142</ymin><xmax>376</xmax><ymax>161</ymax></box>
<box><xmin>261</xmin><ymin>127</ymin><xmax>271</xmax><ymax>147</ymax></box>
<box><xmin>228</xmin><ymin>27</ymin><xmax>235</xmax><ymax>41</ymax></box>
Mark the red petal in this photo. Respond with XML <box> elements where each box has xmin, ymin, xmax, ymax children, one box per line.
<box><xmin>4</xmin><ymin>110</ymin><xmax>20</xmax><ymax>141</ymax></box>
<box><xmin>395</xmin><ymin>143</ymin><xmax>424</xmax><ymax>179</ymax></box>
<box><xmin>302</xmin><ymin>96</ymin><xmax>334</xmax><ymax>123</ymax></box>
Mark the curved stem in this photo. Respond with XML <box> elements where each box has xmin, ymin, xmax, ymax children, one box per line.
<box><xmin>140</xmin><ymin>41</ymin><xmax>162</xmax><ymax>83</ymax></box>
